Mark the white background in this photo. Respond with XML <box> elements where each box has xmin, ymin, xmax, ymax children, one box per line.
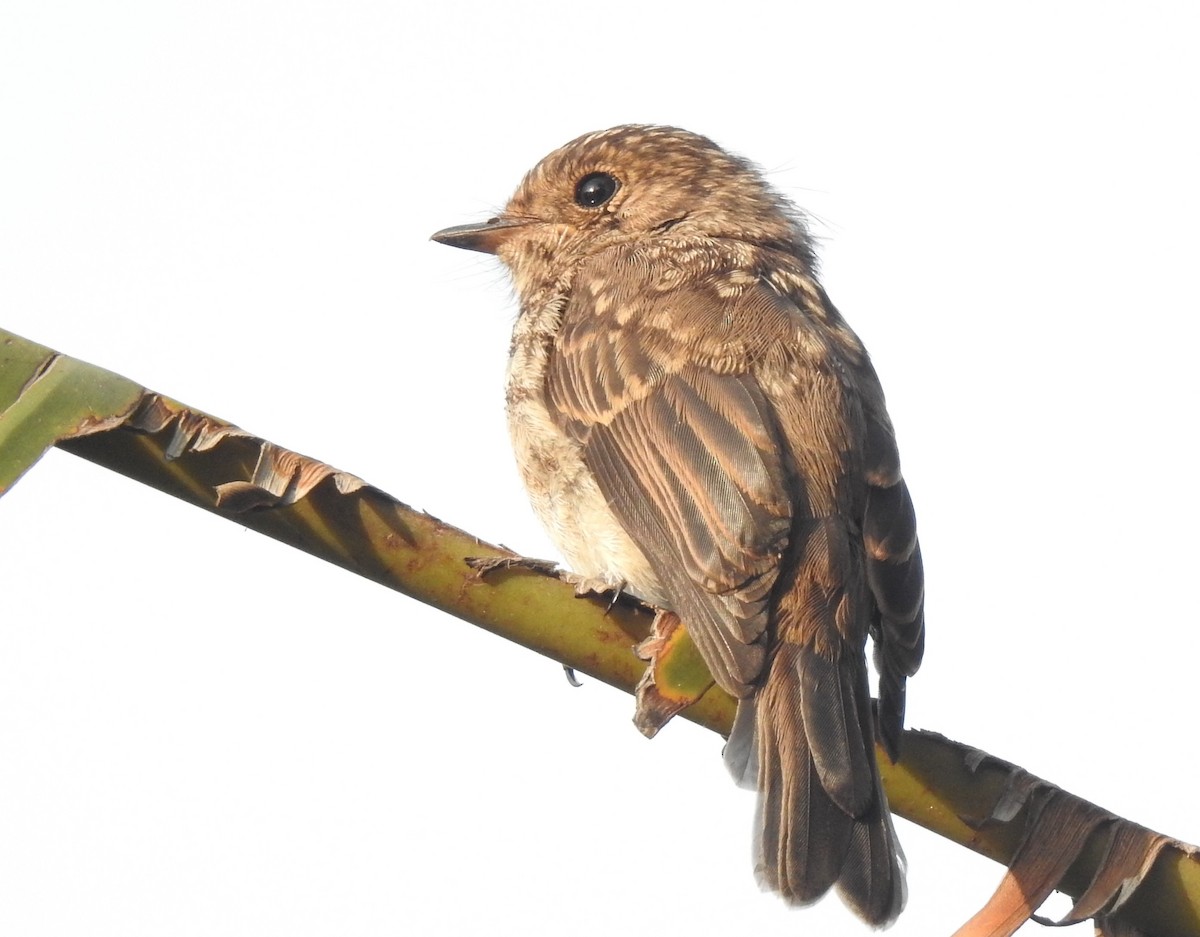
<box><xmin>2</xmin><ymin>2</ymin><xmax>1198</xmax><ymax>935</ymax></box>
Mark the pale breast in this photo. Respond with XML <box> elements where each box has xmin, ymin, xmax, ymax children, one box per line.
<box><xmin>505</xmin><ymin>308</ymin><xmax>666</xmax><ymax>606</ymax></box>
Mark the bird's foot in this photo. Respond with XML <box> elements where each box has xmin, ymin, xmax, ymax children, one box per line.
<box><xmin>557</xmin><ymin>570</ymin><xmax>626</xmax><ymax>602</ymax></box>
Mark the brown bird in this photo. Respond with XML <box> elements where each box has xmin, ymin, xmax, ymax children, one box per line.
<box><xmin>432</xmin><ymin>125</ymin><xmax>925</xmax><ymax>926</ymax></box>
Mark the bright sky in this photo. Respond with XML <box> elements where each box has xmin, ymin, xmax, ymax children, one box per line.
<box><xmin>2</xmin><ymin>3</ymin><xmax>1198</xmax><ymax>935</ymax></box>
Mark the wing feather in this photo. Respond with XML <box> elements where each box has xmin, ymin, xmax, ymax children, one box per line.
<box><xmin>859</xmin><ymin>380</ymin><xmax>926</xmax><ymax>758</ymax></box>
<box><xmin>549</xmin><ymin>270</ymin><xmax>797</xmax><ymax>696</ymax></box>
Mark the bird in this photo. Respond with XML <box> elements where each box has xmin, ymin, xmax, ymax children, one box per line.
<box><xmin>431</xmin><ymin>125</ymin><xmax>925</xmax><ymax>926</ymax></box>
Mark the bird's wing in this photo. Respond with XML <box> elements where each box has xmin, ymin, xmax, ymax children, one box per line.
<box><xmin>546</xmin><ymin>260</ymin><xmax>804</xmax><ymax>696</ymax></box>
<box><xmin>858</xmin><ymin>380</ymin><xmax>925</xmax><ymax>757</ymax></box>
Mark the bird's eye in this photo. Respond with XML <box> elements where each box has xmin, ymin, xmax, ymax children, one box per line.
<box><xmin>574</xmin><ymin>172</ymin><xmax>619</xmax><ymax>209</ymax></box>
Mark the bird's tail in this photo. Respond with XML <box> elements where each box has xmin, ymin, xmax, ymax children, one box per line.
<box><xmin>724</xmin><ymin>642</ymin><xmax>905</xmax><ymax>927</ymax></box>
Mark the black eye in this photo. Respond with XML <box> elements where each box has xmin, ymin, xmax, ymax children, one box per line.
<box><xmin>574</xmin><ymin>172</ymin><xmax>619</xmax><ymax>208</ymax></box>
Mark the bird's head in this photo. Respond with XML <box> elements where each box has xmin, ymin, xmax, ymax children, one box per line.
<box><xmin>432</xmin><ymin>125</ymin><xmax>812</xmax><ymax>285</ymax></box>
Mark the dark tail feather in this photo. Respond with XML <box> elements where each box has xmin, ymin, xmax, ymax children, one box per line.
<box><xmin>838</xmin><ymin>781</ymin><xmax>907</xmax><ymax>924</ymax></box>
<box><xmin>724</xmin><ymin>644</ymin><xmax>905</xmax><ymax>926</ymax></box>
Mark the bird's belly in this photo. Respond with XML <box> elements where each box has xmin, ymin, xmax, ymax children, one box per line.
<box><xmin>507</xmin><ymin>395</ymin><xmax>666</xmax><ymax>607</ymax></box>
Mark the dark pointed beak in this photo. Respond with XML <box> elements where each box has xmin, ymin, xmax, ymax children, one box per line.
<box><xmin>430</xmin><ymin>216</ymin><xmax>528</xmax><ymax>255</ymax></box>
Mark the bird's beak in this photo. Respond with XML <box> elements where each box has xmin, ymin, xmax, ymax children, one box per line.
<box><xmin>430</xmin><ymin>216</ymin><xmax>528</xmax><ymax>255</ymax></box>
